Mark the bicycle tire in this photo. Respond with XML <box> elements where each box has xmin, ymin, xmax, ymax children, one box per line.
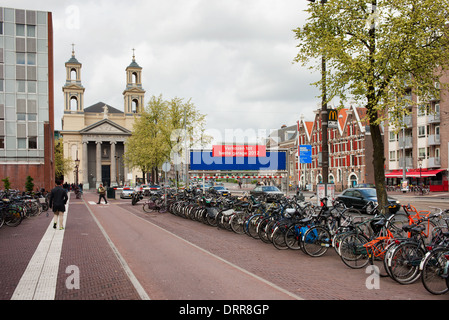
<box><xmin>230</xmin><ymin>213</ymin><xmax>245</xmax><ymax>234</ymax></box>
<box><xmin>285</xmin><ymin>224</ymin><xmax>302</xmax><ymax>250</ymax></box>
<box><xmin>247</xmin><ymin>215</ymin><xmax>262</xmax><ymax>239</ymax></box>
<box><xmin>302</xmin><ymin>225</ymin><xmax>331</xmax><ymax>257</ymax></box>
<box><xmin>388</xmin><ymin>242</ymin><xmax>424</xmax><ymax>285</ymax></box>
<box><xmin>142</xmin><ymin>202</ymin><xmax>152</xmax><ymax>213</ymax></box>
<box><xmin>272</xmin><ymin>224</ymin><xmax>289</xmax><ymax>250</ymax></box>
<box><xmin>5</xmin><ymin>208</ymin><xmax>22</xmax><ymax>227</ymax></box>
<box><xmin>368</xmin><ymin>239</ymin><xmax>393</xmax><ymax>278</ymax></box>
<box><xmin>257</xmin><ymin>218</ymin><xmax>271</xmax><ymax>243</ymax></box>
<box><xmin>339</xmin><ymin>233</ymin><xmax>370</xmax><ymax>269</ymax></box>
<box><xmin>420</xmin><ymin>247</ymin><xmax>449</xmax><ymax>295</ymax></box>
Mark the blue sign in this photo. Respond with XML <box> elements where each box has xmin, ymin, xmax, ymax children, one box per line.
<box><xmin>299</xmin><ymin>145</ymin><xmax>312</xmax><ymax>164</ymax></box>
<box><xmin>190</xmin><ymin>150</ymin><xmax>287</xmax><ymax>171</ymax></box>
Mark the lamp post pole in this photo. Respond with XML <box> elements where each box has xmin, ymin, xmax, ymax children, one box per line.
<box><xmin>307</xmin><ymin>0</ymin><xmax>329</xmax><ymax>205</ymax></box>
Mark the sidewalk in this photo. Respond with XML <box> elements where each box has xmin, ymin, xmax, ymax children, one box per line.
<box><xmin>1</xmin><ymin>192</ymin><xmax>145</xmax><ymax>300</ymax></box>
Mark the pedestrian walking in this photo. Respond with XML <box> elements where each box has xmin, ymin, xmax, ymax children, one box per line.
<box><xmin>49</xmin><ymin>179</ymin><xmax>68</xmax><ymax>230</ymax></box>
<box><xmin>97</xmin><ymin>183</ymin><xmax>108</xmax><ymax>204</ymax></box>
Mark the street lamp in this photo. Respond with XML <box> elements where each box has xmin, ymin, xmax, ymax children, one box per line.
<box><xmin>307</xmin><ymin>0</ymin><xmax>328</xmax><ymax>185</ymax></box>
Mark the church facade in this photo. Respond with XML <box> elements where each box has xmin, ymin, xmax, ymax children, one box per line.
<box><xmin>60</xmin><ymin>49</ymin><xmax>145</xmax><ymax>189</ymax></box>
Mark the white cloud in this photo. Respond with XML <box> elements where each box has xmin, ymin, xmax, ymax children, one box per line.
<box><xmin>3</xmin><ymin>0</ymin><xmax>322</xmax><ymax>141</ymax></box>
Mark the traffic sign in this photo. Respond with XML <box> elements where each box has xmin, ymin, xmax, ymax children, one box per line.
<box><xmin>299</xmin><ymin>145</ymin><xmax>312</xmax><ymax>164</ymax></box>
<box><xmin>162</xmin><ymin>161</ymin><xmax>171</xmax><ymax>172</ymax></box>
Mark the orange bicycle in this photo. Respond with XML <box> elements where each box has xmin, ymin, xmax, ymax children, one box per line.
<box><xmin>390</xmin><ymin>204</ymin><xmax>437</xmax><ymax>244</ymax></box>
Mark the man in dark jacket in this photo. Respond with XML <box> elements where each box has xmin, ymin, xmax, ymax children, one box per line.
<box><xmin>49</xmin><ymin>179</ymin><xmax>68</xmax><ymax>230</ymax></box>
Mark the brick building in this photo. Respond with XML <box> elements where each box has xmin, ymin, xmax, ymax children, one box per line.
<box><xmin>297</xmin><ymin>105</ymin><xmax>377</xmax><ymax>191</ymax></box>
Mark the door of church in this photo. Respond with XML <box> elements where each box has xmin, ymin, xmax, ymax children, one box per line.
<box><xmin>102</xmin><ymin>165</ymin><xmax>111</xmax><ymax>187</ymax></box>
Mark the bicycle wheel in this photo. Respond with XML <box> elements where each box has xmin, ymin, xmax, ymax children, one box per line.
<box><xmin>388</xmin><ymin>242</ymin><xmax>424</xmax><ymax>285</ymax></box>
<box><xmin>230</xmin><ymin>213</ymin><xmax>245</xmax><ymax>234</ymax></box>
<box><xmin>339</xmin><ymin>233</ymin><xmax>370</xmax><ymax>269</ymax></box>
<box><xmin>142</xmin><ymin>202</ymin><xmax>152</xmax><ymax>213</ymax></box>
<box><xmin>386</xmin><ymin>213</ymin><xmax>408</xmax><ymax>238</ymax></box>
<box><xmin>5</xmin><ymin>208</ymin><xmax>22</xmax><ymax>227</ymax></box>
<box><xmin>302</xmin><ymin>225</ymin><xmax>331</xmax><ymax>257</ymax></box>
<box><xmin>368</xmin><ymin>239</ymin><xmax>394</xmax><ymax>278</ymax></box>
<box><xmin>285</xmin><ymin>224</ymin><xmax>302</xmax><ymax>250</ymax></box>
<box><xmin>272</xmin><ymin>224</ymin><xmax>289</xmax><ymax>250</ymax></box>
<box><xmin>420</xmin><ymin>247</ymin><xmax>449</xmax><ymax>295</ymax></box>
<box><xmin>257</xmin><ymin>218</ymin><xmax>272</xmax><ymax>243</ymax></box>
<box><xmin>248</xmin><ymin>215</ymin><xmax>263</xmax><ymax>239</ymax></box>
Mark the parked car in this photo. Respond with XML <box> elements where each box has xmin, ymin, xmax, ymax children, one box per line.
<box><xmin>120</xmin><ymin>186</ymin><xmax>134</xmax><ymax>199</ymax></box>
<box><xmin>208</xmin><ymin>186</ymin><xmax>230</xmax><ymax>196</ymax></box>
<box><xmin>354</xmin><ymin>183</ymin><xmax>375</xmax><ymax>188</ymax></box>
<box><xmin>336</xmin><ymin>187</ymin><xmax>400</xmax><ymax>214</ymax></box>
<box><xmin>250</xmin><ymin>185</ymin><xmax>284</xmax><ymax>201</ymax></box>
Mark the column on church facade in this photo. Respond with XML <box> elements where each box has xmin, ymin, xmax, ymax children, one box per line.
<box><xmin>96</xmin><ymin>141</ymin><xmax>102</xmax><ymax>188</ymax></box>
<box><xmin>82</xmin><ymin>141</ymin><xmax>89</xmax><ymax>187</ymax></box>
<box><xmin>110</xmin><ymin>141</ymin><xmax>117</xmax><ymax>185</ymax></box>
<box><xmin>124</xmin><ymin>142</ymin><xmax>129</xmax><ymax>185</ymax></box>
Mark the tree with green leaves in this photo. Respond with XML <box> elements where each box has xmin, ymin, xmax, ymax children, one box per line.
<box><xmin>25</xmin><ymin>176</ymin><xmax>34</xmax><ymax>193</ymax></box>
<box><xmin>294</xmin><ymin>0</ymin><xmax>449</xmax><ymax>212</ymax></box>
<box><xmin>54</xmin><ymin>137</ymin><xmax>73</xmax><ymax>181</ymax></box>
<box><xmin>124</xmin><ymin>94</ymin><xmax>210</xmax><ymax>186</ymax></box>
<box><xmin>2</xmin><ymin>177</ymin><xmax>11</xmax><ymax>192</ymax></box>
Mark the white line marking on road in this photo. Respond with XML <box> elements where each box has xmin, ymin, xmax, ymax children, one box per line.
<box><xmin>129</xmin><ymin>211</ymin><xmax>304</xmax><ymax>300</ymax></box>
<box><xmin>11</xmin><ymin>195</ymin><xmax>70</xmax><ymax>300</ymax></box>
<box><xmin>83</xmin><ymin>198</ymin><xmax>151</xmax><ymax>300</ymax></box>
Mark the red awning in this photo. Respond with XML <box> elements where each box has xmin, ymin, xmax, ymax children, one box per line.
<box><xmin>385</xmin><ymin>170</ymin><xmax>404</xmax><ymax>178</ymax></box>
<box><xmin>385</xmin><ymin>169</ymin><xmax>445</xmax><ymax>178</ymax></box>
<box><xmin>420</xmin><ymin>169</ymin><xmax>445</xmax><ymax>177</ymax></box>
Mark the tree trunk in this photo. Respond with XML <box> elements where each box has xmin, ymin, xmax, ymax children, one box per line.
<box><xmin>370</xmin><ymin>123</ymin><xmax>388</xmax><ymax>214</ymax></box>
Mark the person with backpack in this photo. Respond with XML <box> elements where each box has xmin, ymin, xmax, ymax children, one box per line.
<box><xmin>97</xmin><ymin>183</ymin><xmax>108</xmax><ymax>204</ymax></box>
<box><xmin>49</xmin><ymin>179</ymin><xmax>68</xmax><ymax>230</ymax></box>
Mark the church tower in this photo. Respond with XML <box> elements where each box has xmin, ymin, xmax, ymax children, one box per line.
<box><xmin>63</xmin><ymin>45</ymin><xmax>85</xmax><ymax>113</ymax></box>
<box><xmin>123</xmin><ymin>50</ymin><xmax>145</xmax><ymax>114</ymax></box>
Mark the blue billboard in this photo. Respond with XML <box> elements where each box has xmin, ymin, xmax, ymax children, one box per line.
<box><xmin>190</xmin><ymin>150</ymin><xmax>287</xmax><ymax>171</ymax></box>
<box><xmin>299</xmin><ymin>145</ymin><xmax>312</xmax><ymax>164</ymax></box>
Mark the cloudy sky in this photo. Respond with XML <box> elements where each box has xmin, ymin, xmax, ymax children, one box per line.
<box><xmin>5</xmin><ymin>0</ymin><xmax>322</xmax><ymax>144</ymax></box>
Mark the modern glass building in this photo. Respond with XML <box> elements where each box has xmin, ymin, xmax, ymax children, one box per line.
<box><xmin>0</xmin><ymin>7</ymin><xmax>54</xmax><ymax>191</ymax></box>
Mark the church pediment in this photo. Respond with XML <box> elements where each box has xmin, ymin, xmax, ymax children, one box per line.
<box><xmin>80</xmin><ymin>119</ymin><xmax>131</xmax><ymax>135</ymax></box>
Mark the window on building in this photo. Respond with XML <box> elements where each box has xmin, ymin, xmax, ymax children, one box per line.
<box><xmin>16</xmin><ymin>24</ymin><xmax>25</xmax><ymax>37</ymax></box>
<box><xmin>16</xmin><ymin>52</ymin><xmax>26</xmax><ymax>65</ymax></box>
<box><xmin>17</xmin><ymin>113</ymin><xmax>26</xmax><ymax>121</ymax></box>
<box><xmin>418</xmin><ymin>148</ymin><xmax>426</xmax><ymax>159</ymax></box>
<box><xmin>389</xmin><ymin>132</ymin><xmax>396</xmax><ymax>141</ymax></box>
<box><xmin>390</xmin><ymin>151</ymin><xmax>396</xmax><ymax>161</ymax></box>
<box><xmin>27</xmin><ymin>81</ymin><xmax>36</xmax><ymax>93</ymax></box>
<box><xmin>27</xmin><ymin>53</ymin><xmax>36</xmax><ymax>65</ymax></box>
<box><xmin>28</xmin><ymin>137</ymin><xmax>37</xmax><ymax>149</ymax></box>
<box><xmin>27</xmin><ymin>25</ymin><xmax>36</xmax><ymax>37</ymax></box>
<box><xmin>0</xmin><ymin>137</ymin><xmax>4</xmax><ymax>149</ymax></box>
<box><xmin>17</xmin><ymin>138</ymin><xmax>27</xmax><ymax>149</ymax></box>
<box><xmin>17</xmin><ymin>80</ymin><xmax>26</xmax><ymax>93</ymax></box>
<box><xmin>418</xmin><ymin>126</ymin><xmax>426</xmax><ymax>137</ymax></box>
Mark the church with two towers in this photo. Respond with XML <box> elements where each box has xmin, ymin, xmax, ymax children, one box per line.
<box><xmin>60</xmin><ymin>48</ymin><xmax>145</xmax><ymax>189</ymax></box>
